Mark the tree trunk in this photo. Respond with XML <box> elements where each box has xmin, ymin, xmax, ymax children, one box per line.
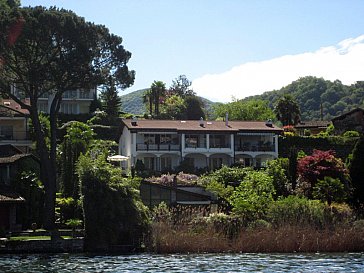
<box><xmin>30</xmin><ymin>107</ymin><xmax>56</xmax><ymax>230</ymax></box>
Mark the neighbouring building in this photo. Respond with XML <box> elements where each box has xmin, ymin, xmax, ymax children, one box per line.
<box><xmin>294</xmin><ymin>120</ymin><xmax>331</xmax><ymax>136</ymax></box>
<box><xmin>332</xmin><ymin>108</ymin><xmax>364</xmax><ymax>135</ymax></box>
<box><xmin>0</xmin><ymin>145</ymin><xmax>39</xmax><ymax>231</ymax></box>
<box><xmin>0</xmin><ymin>99</ymin><xmax>32</xmax><ymax>153</ymax></box>
<box><xmin>140</xmin><ymin>180</ymin><xmax>215</xmax><ymax>208</ymax></box>
<box><xmin>119</xmin><ymin>118</ymin><xmax>283</xmax><ymax>172</ymax></box>
<box><xmin>11</xmin><ymin>85</ymin><xmax>96</xmax><ymax>115</ymax></box>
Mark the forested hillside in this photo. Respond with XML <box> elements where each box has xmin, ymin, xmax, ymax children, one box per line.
<box><xmin>121</xmin><ymin>77</ymin><xmax>364</xmax><ymax>120</ymax></box>
<box><xmin>120</xmin><ymin>88</ymin><xmax>216</xmax><ymax>117</ymax></box>
<box><xmin>246</xmin><ymin>76</ymin><xmax>364</xmax><ymax>120</ymax></box>
<box><xmin>120</xmin><ymin>89</ymin><xmax>148</xmax><ymax>115</ymax></box>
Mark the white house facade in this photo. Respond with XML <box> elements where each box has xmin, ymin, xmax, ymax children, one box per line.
<box><xmin>11</xmin><ymin>85</ymin><xmax>96</xmax><ymax>115</ymax></box>
<box><xmin>37</xmin><ymin>88</ymin><xmax>96</xmax><ymax>114</ymax></box>
<box><xmin>119</xmin><ymin>119</ymin><xmax>283</xmax><ymax>172</ymax></box>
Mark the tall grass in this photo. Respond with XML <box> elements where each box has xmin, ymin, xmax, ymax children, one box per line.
<box><xmin>149</xmin><ymin>202</ymin><xmax>364</xmax><ymax>253</ymax></box>
<box><xmin>151</xmin><ymin>222</ymin><xmax>364</xmax><ymax>253</ymax></box>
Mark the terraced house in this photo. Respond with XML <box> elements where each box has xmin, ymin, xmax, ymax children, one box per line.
<box><xmin>119</xmin><ymin>118</ymin><xmax>283</xmax><ymax>172</ymax></box>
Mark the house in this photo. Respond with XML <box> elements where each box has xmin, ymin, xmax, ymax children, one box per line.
<box><xmin>332</xmin><ymin>108</ymin><xmax>364</xmax><ymax>135</ymax></box>
<box><xmin>140</xmin><ymin>180</ymin><xmax>215</xmax><ymax>208</ymax></box>
<box><xmin>119</xmin><ymin>118</ymin><xmax>283</xmax><ymax>171</ymax></box>
<box><xmin>0</xmin><ymin>99</ymin><xmax>32</xmax><ymax>153</ymax></box>
<box><xmin>37</xmin><ymin>88</ymin><xmax>96</xmax><ymax>114</ymax></box>
<box><xmin>294</xmin><ymin>120</ymin><xmax>331</xmax><ymax>136</ymax></box>
<box><xmin>11</xmin><ymin>85</ymin><xmax>96</xmax><ymax>115</ymax></box>
<box><xmin>0</xmin><ymin>147</ymin><xmax>39</xmax><ymax>231</ymax></box>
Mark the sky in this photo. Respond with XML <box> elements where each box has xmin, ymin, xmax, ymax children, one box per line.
<box><xmin>21</xmin><ymin>0</ymin><xmax>364</xmax><ymax>102</ymax></box>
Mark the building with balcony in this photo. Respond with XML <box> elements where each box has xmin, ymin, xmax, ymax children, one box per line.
<box><xmin>37</xmin><ymin>88</ymin><xmax>96</xmax><ymax>114</ymax></box>
<box><xmin>10</xmin><ymin>85</ymin><xmax>96</xmax><ymax>115</ymax></box>
<box><xmin>119</xmin><ymin>119</ymin><xmax>283</xmax><ymax>172</ymax></box>
<box><xmin>0</xmin><ymin>99</ymin><xmax>32</xmax><ymax>153</ymax></box>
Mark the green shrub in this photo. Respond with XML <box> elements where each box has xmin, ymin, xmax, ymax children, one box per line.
<box><xmin>229</xmin><ymin>170</ymin><xmax>275</xmax><ymax>220</ymax></box>
<box><xmin>247</xmin><ymin>219</ymin><xmax>272</xmax><ymax>230</ymax></box>
<box><xmin>266</xmin><ymin>158</ymin><xmax>291</xmax><ymax>198</ymax></box>
<box><xmin>267</xmin><ymin>195</ymin><xmax>328</xmax><ymax>228</ymax></box>
<box><xmin>343</xmin><ymin>130</ymin><xmax>360</xmax><ymax>138</ymax></box>
<box><xmin>77</xmin><ymin>153</ymin><xmax>150</xmax><ymax>251</ymax></box>
<box><xmin>313</xmin><ymin>176</ymin><xmax>347</xmax><ymax>205</ymax></box>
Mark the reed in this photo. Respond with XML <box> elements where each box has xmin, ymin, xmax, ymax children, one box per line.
<box><xmin>151</xmin><ymin>222</ymin><xmax>364</xmax><ymax>253</ymax></box>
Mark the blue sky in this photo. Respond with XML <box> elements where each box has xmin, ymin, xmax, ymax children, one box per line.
<box><xmin>21</xmin><ymin>0</ymin><xmax>364</xmax><ymax>102</ymax></box>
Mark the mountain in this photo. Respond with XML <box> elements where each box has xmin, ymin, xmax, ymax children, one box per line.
<box><xmin>120</xmin><ymin>89</ymin><xmax>148</xmax><ymax>115</ymax></box>
<box><xmin>120</xmin><ymin>88</ymin><xmax>217</xmax><ymax>117</ymax></box>
<box><xmin>244</xmin><ymin>76</ymin><xmax>364</xmax><ymax>121</ymax></box>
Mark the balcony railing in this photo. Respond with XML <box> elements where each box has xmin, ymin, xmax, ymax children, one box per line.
<box><xmin>209</xmin><ymin>143</ymin><xmax>231</xmax><ymax>149</ymax></box>
<box><xmin>235</xmin><ymin>144</ymin><xmax>275</xmax><ymax>152</ymax></box>
<box><xmin>185</xmin><ymin>143</ymin><xmax>207</xmax><ymax>149</ymax></box>
<box><xmin>0</xmin><ymin>131</ymin><xmax>31</xmax><ymax>141</ymax></box>
<box><xmin>137</xmin><ymin>143</ymin><xmax>180</xmax><ymax>151</ymax></box>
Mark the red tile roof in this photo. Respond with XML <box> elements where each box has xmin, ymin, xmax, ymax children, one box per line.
<box><xmin>294</xmin><ymin>120</ymin><xmax>331</xmax><ymax>129</ymax></box>
<box><xmin>122</xmin><ymin>119</ymin><xmax>282</xmax><ymax>133</ymax></box>
<box><xmin>0</xmin><ymin>99</ymin><xmax>30</xmax><ymax>116</ymax></box>
<box><xmin>331</xmin><ymin>108</ymin><xmax>364</xmax><ymax>122</ymax></box>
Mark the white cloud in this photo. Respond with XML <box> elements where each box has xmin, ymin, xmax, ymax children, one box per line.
<box><xmin>192</xmin><ymin>35</ymin><xmax>364</xmax><ymax>102</ymax></box>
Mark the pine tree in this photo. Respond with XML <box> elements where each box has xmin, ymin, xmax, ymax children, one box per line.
<box><xmin>100</xmin><ymin>80</ymin><xmax>122</xmax><ymax>117</ymax></box>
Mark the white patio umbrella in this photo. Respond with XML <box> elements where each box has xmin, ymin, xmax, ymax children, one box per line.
<box><xmin>107</xmin><ymin>155</ymin><xmax>129</xmax><ymax>174</ymax></box>
<box><xmin>107</xmin><ymin>155</ymin><xmax>129</xmax><ymax>162</ymax></box>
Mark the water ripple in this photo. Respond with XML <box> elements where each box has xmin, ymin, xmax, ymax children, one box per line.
<box><xmin>0</xmin><ymin>253</ymin><xmax>363</xmax><ymax>272</ymax></box>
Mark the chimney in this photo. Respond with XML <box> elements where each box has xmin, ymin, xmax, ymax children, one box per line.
<box><xmin>265</xmin><ymin>119</ymin><xmax>273</xmax><ymax>127</ymax></box>
<box><xmin>131</xmin><ymin>116</ymin><xmax>138</xmax><ymax>126</ymax></box>
<box><xmin>199</xmin><ymin>117</ymin><xmax>205</xmax><ymax>127</ymax></box>
<box><xmin>225</xmin><ymin>112</ymin><xmax>229</xmax><ymax>126</ymax></box>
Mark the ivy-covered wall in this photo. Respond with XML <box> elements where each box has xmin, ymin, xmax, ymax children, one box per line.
<box><xmin>279</xmin><ymin>136</ymin><xmax>358</xmax><ymax>159</ymax></box>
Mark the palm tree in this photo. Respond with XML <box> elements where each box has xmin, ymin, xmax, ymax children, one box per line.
<box><xmin>150</xmin><ymin>80</ymin><xmax>166</xmax><ymax>116</ymax></box>
<box><xmin>274</xmin><ymin>94</ymin><xmax>301</xmax><ymax>126</ymax></box>
<box><xmin>143</xmin><ymin>89</ymin><xmax>153</xmax><ymax>116</ymax></box>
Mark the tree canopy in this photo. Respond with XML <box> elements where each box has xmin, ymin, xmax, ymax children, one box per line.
<box><xmin>247</xmin><ymin>76</ymin><xmax>364</xmax><ymax>120</ymax></box>
<box><xmin>169</xmin><ymin>75</ymin><xmax>195</xmax><ymax>97</ymax></box>
<box><xmin>214</xmin><ymin>99</ymin><xmax>274</xmax><ymax>121</ymax></box>
<box><xmin>274</xmin><ymin>94</ymin><xmax>301</xmax><ymax>126</ymax></box>
<box><xmin>0</xmin><ymin>6</ymin><xmax>135</xmax><ymax>228</ymax></box>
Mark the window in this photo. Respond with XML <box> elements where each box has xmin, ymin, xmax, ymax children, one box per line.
<box><xmin>0</xmin><ymin>126</ymin><xmax>13</xmax><ymax>140</ymax></box>
<box><xmin>144</xmin><ymin>134</ymin><xmax>156</xmax><ymax>144</ymax></box>
<box><xmin>0</xmin><ymin>166</ymin><xmax>10</xmax><ymax>185</ymax></box>
<box><xmin>210</xmin><ymin>158</ymin><xmax>223</xmax><ymax>170</ymax></box>
<box><xmin>144</xmin><ymin>157</ymin><xmax>155</xmax><ymax>170</ymax></box>
<box><xmin>185</xmin><ymin>134</ymin><xmax>206</xmax><ymax>148</ymax></box>
<box><xmin>79</xmin><ymin>89</ymin><xmax>92</xmax><ymax>99</ymax></box>
<box><xmin>244</xmin><ymin>158</ymin><xmax>251</xmax><ymax>167</ymax></box>
<box><xmin>210</xmin><ymin>134</ymin><xmax>230</xmax><ymax>148</ymax></box>
<box><xmin>62</xmin><ymin>90</ymin><xmax>77</xmax><ymax>99</ymax></box>
<box><xmin>161</xmin><ymin>157</ymin><xmax>172</xmax><ymax>170</ymax></box>
<box><xmin>38</xmin><ymin>102</ymin><xmax>48</xmax><ymax>113</ymax></box>
<box><xmin>60</xmin><ymin>103</ymin><xmax>78</xmax><ymax>114</ymax></box>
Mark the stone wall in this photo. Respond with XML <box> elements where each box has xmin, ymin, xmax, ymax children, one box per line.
<box><xmin>0</xmin><ymin>238</ymin><xmax>84</xmax><ymax>254</ymax></box>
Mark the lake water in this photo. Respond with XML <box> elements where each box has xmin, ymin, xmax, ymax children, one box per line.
<box><xmin>0</xmin><ymin>253</ymin><xmax>363</xmax><ymax>272</ymax></box>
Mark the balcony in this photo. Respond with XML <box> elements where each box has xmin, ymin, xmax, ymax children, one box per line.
<box><xmin>235</xmin><ymin>142</ymin><xmax>275</xmax><ymax>152</ymax></box>
<box><xmin>136</xmin><ymin>143</ymin><xmax>180</xmax><ymax>151</ymax></box>
<box><xmin>0</xmin><ymin>131</ymin><xmax>30</xmax><ymax>141</ymax></box>
<box><xmin>209</xmin><ymin>143</ymin><xmax>231</xmax><ymax>149</ymax></box>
